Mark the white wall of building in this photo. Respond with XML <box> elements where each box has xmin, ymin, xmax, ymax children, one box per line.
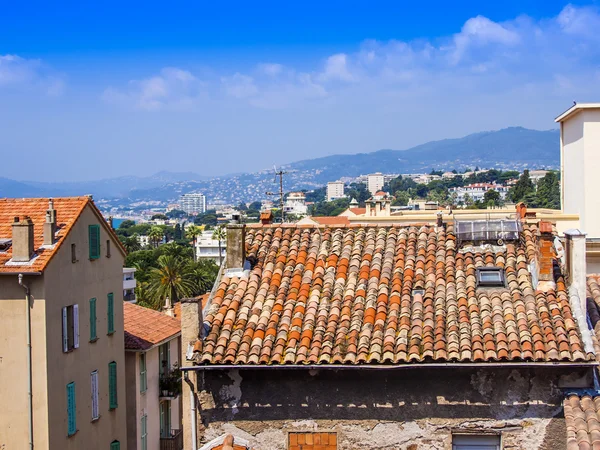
<box><xmin>327</xmin><ymin>182</ymin><xmax>345</xmax><ymax>201</ymax></box>
<box><xmin>367</xmin><ymin>173</ymin><xmax>385</xmax><ymax>195</ymax></box>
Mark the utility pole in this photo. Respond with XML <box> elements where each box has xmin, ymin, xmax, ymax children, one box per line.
<box><xmin>266</xmin><ymin>167</ymin><xmax>287</xmax><ymax>223</ymax></box>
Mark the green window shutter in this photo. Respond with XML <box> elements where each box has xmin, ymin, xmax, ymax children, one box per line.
<box><xmin>107</xmin><ymin>293</ymin><xmax>114</xmax><ymax>334</ymax></box>
<box><xmin>108</xmin><ymin>361</ymin><xmax>118</xmax><ymax>409</ymax></box>
<box><xmin>141</xmin><ymin>415</ymin><xmax>148</xmax><ymax>450</ymax></box>
<box><xmin>110</xmin><ymin>441</ymin><xmax>120</xmax><ymax>450</ymax></box>
<box><xmin>66</xmin><ymin>382</ymin><xmax>76</xmax><ymax>436</ymax></box>
<box><xmin>140</xmin><ymin>353</ymin><xmax>147</xmax><ymax>393</ymax></box>
<box><xmin>88</xmin><ymin>224</ymin><xmax>100</xmax><ymax>260</ymax></box>
<box><xmin>89</xmin><ymin>298</ymin><xmax>97</xmax><ymax>341</ymax></box>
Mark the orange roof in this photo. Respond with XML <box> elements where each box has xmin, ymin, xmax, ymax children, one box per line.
<box><xmin>348</xmin><ymin>207</ymin><xmax>366</xmax><ymax>215</ymax></box>
<box><xmin>199</xmin><ymin>222</ymin><xmax>594</xmax><ymax>365</ymax></box>
<box><xmin>311</xmin><ymin>216</ymin><xmax>350</xmax><ymax>226</ymax></box>
<box><xmin>124</xmin><ymin>303</ymin><xmax>181</xmax><ymax>351</ymax></box>
<box><xmin>0</xmin><ymin>197</ymin><xmax>125</xmax><ymax>273</ymax></box>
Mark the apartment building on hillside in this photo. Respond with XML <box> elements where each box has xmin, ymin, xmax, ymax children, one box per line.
<box><xmin>179</xmin><ymin>193</ymin><xmax>207</xmax><ymax>215</ymax></box>
<box><xmin>0</xmin><ymin>197</ymin><xmax>128</xmax><ymax>449</ymax></box>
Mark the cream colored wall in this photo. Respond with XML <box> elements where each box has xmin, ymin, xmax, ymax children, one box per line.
<box><xmin>0</xmin><ymin>276</ymin><xmax>50</xmax><ymax>449</ymax></box>
<box><xmin>582</xmin><ymin>110</ymin><xmax>600</xmax><ymax>239</ymax></box>
<box><xmin>169</xmin><ymin>337</ymin><xmax>182</xmax><ymax>432</ymax></box>
<box><xmin>43</xmin><ymin>204</ymin><xmax>127</xmax><ymax>449</ymax></box>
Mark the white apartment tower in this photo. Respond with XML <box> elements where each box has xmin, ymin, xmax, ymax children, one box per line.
<box><xmin>327</xmin><ymin>181</ymin><xmax>345</xmax><ymax>201</ymax></box>
<box><xmin>179</xmin><ymin>193</ymin><xmax>206</xmax><ymax>215</ymax></box>
<box><xmin>367</xmin><ymin>173</ymin><xmax>385</xmax><ymax>195</ymax></box>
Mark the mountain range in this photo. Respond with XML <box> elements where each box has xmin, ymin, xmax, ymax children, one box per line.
<box><xmin>1</xmin><ymin>127</ymin><xmax>559</xmax><ymax>202</ymax></box>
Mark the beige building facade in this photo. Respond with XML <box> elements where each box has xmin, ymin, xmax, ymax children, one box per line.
<box><xmin>0</xmin><ymin>197</ymin><xmax>128</xmax><ymax>450</ymax></box>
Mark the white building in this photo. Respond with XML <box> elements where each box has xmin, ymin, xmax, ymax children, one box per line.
<box><xmin>283</xmin><ymin>192</ymin><xmax>308</xmax><ymax>217</ymax></box>
<box><xmin>195</xmin><ymin>231</ymin><xmax>226</xmax><ymax>264</ymax></box>
<box><xmin>367</xmin><ymin>173</ymin><xmax>385</xmax><ymax>195</ymax></box>
<box><xmin>450</xmin><ymin>183</ymin><xmax>509</xmax><ymax>204</ymax></box>
<box><xmin>123</xmin><ymin>268</ymin><xmax>136</xmax><ymax>303</ymax></box>
<box><xmin>180</xmin><ymin>193</ymin><xmax>207</xmax><ymax>215</ymax></box>
<box><xmin>327</xmin><ymin>181</ymin><xmax>345</xmax><ymax>201</ymax></box>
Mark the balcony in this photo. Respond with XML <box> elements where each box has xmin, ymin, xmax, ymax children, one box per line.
<box><xmin>123</xmin><ymin>278</ymin><xmax>136</xmax><ymax>290</ymax></box>
<box><xmin>123</xmin><ymin>292</ymin><xmax>136</xmax><ymax>303</ymax></box>
<box><xmin>160</xmin><ymin>429</ymin><xmax>183</xmax><ymax>450</ymax></box>
<box><xmin>159</xmin><ymin>367</ymin><xmax>181</xmax><ymax>400</ymax></box>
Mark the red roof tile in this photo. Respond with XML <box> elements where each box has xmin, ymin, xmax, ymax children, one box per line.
<box><xmin>124</xmin><ymin>303</ymin><xmax>181</xmax><ymax>351</ymax></box>
<box><xmin>564</xmin><ymin>395</ymin><xmax>600</xmax><ymax>450</ymax></box>
<box><xmin>199</xmin><ymin>223</ymin><xmax>594</xmax><ymax>365</ymax></box>
<box><xmin>0</xmin><ymin>196</ymin><xmax>125</xmax><ymax>273</ymax></box>
<box><xmin>311</xmin><ymin>216</ymin><xmax>350</xmax><ymax>226</ymax></box>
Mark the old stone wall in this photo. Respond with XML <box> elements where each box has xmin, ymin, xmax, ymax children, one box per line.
<box><xmin>195</xmin><ymin>367</ymin><xmax>592</xmax><ymax>450</ymax></box>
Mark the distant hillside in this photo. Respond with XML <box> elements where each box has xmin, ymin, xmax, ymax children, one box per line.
<box><xmin>285</xmin><ymin>127</ymin><xmax>559</xmax><ymax>182</ymax></box>
<box><xmin>0</xmin><ymin>127</ymin><xmax>559</xmax><ymax>201</ymax></box>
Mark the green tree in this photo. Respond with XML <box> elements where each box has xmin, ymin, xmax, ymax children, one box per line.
<box><xmin>147</xmin><ymin>255</ymin><xmax>196</xmax><ymax>308</ymax></box>
<box><xmin>392</xmin><ymin>191</ymin><xmax>410</xmax><ymax>206</ymax></box>
<box><xmin>148</xmin><ymin>226</ymin><xmax>164</xmax><ymax>248</ymax></box>
<box><xmin>185</xmin><ymin>225</ymin><xmax>203</xmax><ymax>260</ymax></box>
<box><xmin>120</xmin><ymin>235</ymin><xmax>141</xmax><ymax>253</ymax></box>
<box><xmin>174</xmin><ymin>223</ymin><xmax>183</xmax><ymax>240</ymax></box>
<box><xmin>119</xmin><ymin>219</ymin><xmax>136</xmax><ymax>229</ymax></box>
<box><xmin>535</xmin><ymin>172</ymin><xmax>560</xmax><ymax>209</ymax></box>
<box><xmin>151</xmin><ymin>213</ymin><xmax>168</xmax><ymax>221</ymax></box>
<box><xmin>212</xmin><ymin>226</ymin><xmax>226</xmax><ymax>266</ymax></box>
<box><xmin>483</xmin><ymin>189</ymin><xmax>501</xmax><ymax>207</ymax></box>
<box><xmin>248</xmin><ymin>201</ymin><xmax>262</xmax><ymax>211</ymax></box>
<box><xmin>166</xmin><ymin>209</ymin><xmax>187</xmax><ymax>219</ymax></box>
<box><xmin>510</xmin><ymin>170</ymin><xmax>535</xmax><ymax>203</ymax></box>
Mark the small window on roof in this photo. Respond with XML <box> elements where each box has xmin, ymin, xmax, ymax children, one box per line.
<box><xmin>476</xmin><ymin>267</ymin><xmax>505</xmax><ymax>287</ymax></box>
<box><xmin>453</xmin><ymin>434</ymin><xmax>500</xmax><ymax>450</ymax></box>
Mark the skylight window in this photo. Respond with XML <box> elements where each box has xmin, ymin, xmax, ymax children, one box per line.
<box><xmin>476</xmin><ymin>268</ymin><xmax>505</xmax><ymax>287</ymax></box>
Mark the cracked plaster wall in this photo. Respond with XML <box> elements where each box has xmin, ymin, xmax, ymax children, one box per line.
<box><xmin>195</xmin><ymin>367</ymin><xmax>591</xmax><ymax>450</ymax></box>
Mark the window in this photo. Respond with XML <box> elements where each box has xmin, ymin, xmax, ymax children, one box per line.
<box><xmin>160</xmin><ymin>401</ymin><xmax>172</xmax><ymax>438</ymax></box>
<box><xmin>476</xmin><ymin>268</ymin><xmax>505</xmax><ymax>287</ymax></box>
<box><xmin>71</xmin><ymin>243</ymin><xmax>77</xmax><ymax>263</ymax></box>
<box><xmin>452</xmin><ymin>434</ymin><xmax>500</xmax><ymax>450</ymax></box>
<box><xmin>141</xmin><ymin>414</ymin><xmax>148</xmax><ymax>450</ymax></box>
<box><xmin>62</xmin><ymin>305</ymin><xmax>79</xmax><ymax>352</ymax></box>
<box><xmin>159</xmin><ymin>342</ymin><xmax>170</xmax><ymax>378</ymax></box>
<box><xmin>90</xmin><ymin>298</ymin><xmax>97</xmax><ymax>342</ymax></box>
<box><xmin>288</xmin><ymin>432</ymin><xmax>337</xmax><ymax>449</ymax></box>
<box><xmin>110</xmin><ymin>441</ymin><xmax>120</xmax><ymax>450</ymax></box>
<box><xmin>91</xmin><ymin>370</ymin><xmax>99</xmax><ymax>420</ymax></box>
<box><xmin>89</xmin><ymin>224</ymin><xmax>100</xmax><ymax>260</ymax></box>
<box><xmin>107</xmin><ymin>293</ymin><xmax>114</xmax><ymax>335</ymax></box>
<box><xmin>106</xmin><ymin>239</ymin><xmax>111</xmax><ymax>258</ymax></box>
<box><xmin>66</xmin><ymin>382</ymin><xmax>76</xmax><ymax>436</ymax></box>
<box><xmin>140</xmin><ymin>353</ymin><xmax>147</xmax><ymax>393</ymax></box>
<box><xmin>108</xmin><ymin>361</ymin><xmax>118</xmax><ymax>409</ymax></box>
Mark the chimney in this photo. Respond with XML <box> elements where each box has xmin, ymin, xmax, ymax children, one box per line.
<box><xmin>564</xmin><ymin>229</ymin><xmax>587</xmax><ymax>312</ymax></box>
<box><xmin>260</xmin><ymin>210</ymin><xmax>273</xmax><ymax>225</ymax></box>
<box><xmin>163</xmin><ymin>296</ymin><xmax>173</xmax><ymax>317</ymax></box>
<box><xmin>516</xmin><ymin>202</ymin><xmax>527</xmax><ymax>220</ymax></box>
<box><xmin>225</xmin><ymin>224</ymin><xmax>245</xmax><ymax>269</ymax></box>
<box><xmin>436</xmin><ymin>211</ymin><xmax>444</xmax><ymax>228</ymax></box>
<box><xmin>43</xmin><ymin>199</ymin><xmax>57</xmax><ymax>246</ymax></box>
<box><xmin>108</xmin><ymin>216</ymin><xmax>114</xmax><ymax>229</ymax></box>
<box><xmin>12</xmin><ymin>216</ymin><xmax>35</xmax><ymax>262</ymax></box>
<box><xmin>538</xmin><ymin>221</ymin><xmax>555</xmax><ymax>282</ymax></box>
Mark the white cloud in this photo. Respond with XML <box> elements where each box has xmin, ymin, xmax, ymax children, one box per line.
<box><xmin>103</xmin><ymin>67</ymin><xmax>204</xmax><ymax>111</ymax></box>
<box><xmin>0</xmin><ymin>54</ymin><xmax>65</xmax><ymax>96</ymax></box>
<box><xmin>257</xmin><ymin>63</ymin><xmax>284</xmax><ymax>77</ymax></box>
<box><xmin>318</xmin><ymin>53</ymin><xmax>357</xmax><ymax>82</ymax></box>
<box><xmin>221</xmin><ymin>73</ymin><xmax>258</xmax><ymax>99</ymax></box>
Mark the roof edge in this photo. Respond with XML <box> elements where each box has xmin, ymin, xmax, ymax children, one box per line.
<box><xmin>555</xmin><ymin>103</ymin><xmax>600</xmax><ymax>122</ymax></box>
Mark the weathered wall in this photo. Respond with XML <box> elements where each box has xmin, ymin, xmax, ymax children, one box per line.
<box><xmin>195</xmin><ymin>367</ymin><xmax>592</xmax><ymax>450</ymax></box>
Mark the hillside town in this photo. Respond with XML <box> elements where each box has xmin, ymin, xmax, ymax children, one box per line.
<box><xmin>2</xmin><ymin>102</ymin><xmax>600</xmax><ymax>450</ymax></box>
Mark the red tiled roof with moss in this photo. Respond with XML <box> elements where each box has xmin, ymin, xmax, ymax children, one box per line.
<box><xmin>198</xmin><ymin>223</ymin><xmax>594</xmax><ymax>365</ymax></box>
<box><xmin>124</xmin><ymin>303</ymin><xmax>181</xmax><ymax>351</ymax></box>
<box><xmin>0</xmin><ymin>197</ymin><xmax>125</xmax><ymax>273</ymax></box>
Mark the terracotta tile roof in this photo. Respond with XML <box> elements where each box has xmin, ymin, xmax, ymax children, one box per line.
<box><xmin>198</xmin><ymin>223</ymin><xmax>594</xmax><ymax>365</ymax></box>
<box><xmin>564</xmin><ymin>394</ymin><xmax>600</xmax><ymax>449</ymax></box>
<box><xmin>124</xmin><ymin>303</ymin><xmax>181</xmax><ymax>351</ymax></box>
<box><xmin>0</xmin><ymin>196</ymin><xmax>125</xmax><ymax>273</ymax></box>
<box><xmin>587</xmin><ymin>275</ymin><xmax>600</xmax><ymax>343</ymax></box>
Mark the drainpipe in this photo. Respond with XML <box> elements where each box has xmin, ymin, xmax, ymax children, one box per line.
<box><xmin>183</xmin><ymin>371</ymin><xmax>198</xmax><ymax>450</ymax></box>
<box><xmin>18</xmin><ymin>273</ymin><xmax>34</xmax><ymax>450</ymax></box>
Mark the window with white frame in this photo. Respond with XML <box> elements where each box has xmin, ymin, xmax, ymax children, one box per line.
<box><xmin>452</xmin><ymin>434</ymin><xmax>501</xmax><ymax>450</ymax></box>
<box><xmin>62</xmin><ymin>304</ymin><xmax>79</xmax><ymax>352</ymax></box>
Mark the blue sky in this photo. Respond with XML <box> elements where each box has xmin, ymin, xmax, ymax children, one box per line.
<box><xmin>1</xmin><ymin>1</ymin><xmax>599</xmax><ymax>182</ymax></box>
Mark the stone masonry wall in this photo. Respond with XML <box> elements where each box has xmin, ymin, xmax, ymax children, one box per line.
<box><xmin>195</xmin><ymin>367</ymin><xmax>593</xmax><ymax>450</ymax></box>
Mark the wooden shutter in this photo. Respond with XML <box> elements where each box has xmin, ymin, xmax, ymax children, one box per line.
<box><xmin>62</xmin><ymin>307</ymin><xmax>68</xmax><ymax>352</ymax></box>
<box><xmin>91</xmin><ymin>370</ymin><xmax>99</xmax><ymax>420</ymax></box>
<box><xmin>110</xmin><ymin>441</ymin><xmax>120</xmax><ymax>450</ymax></box>
<box><xmin>66</xmin><ymin>382</ymin><xmax>76</xmax><ymax>435</ymax></box>
<box><xmin>73</xmin><ymin>304</ymin><xmax>79</xmax><ymax>349</ymax></box>
<box><xmin>107</xmin><ymin>293</ymin><xmax>114</xmax><ymax>334</ymax></box>
<box><xmin>89</xmin><ymin>298</ymin><xmax>97</xmax><ymax>341</ymax></box>
<box><xmin>88</xmin><ymin>224</ymin><xmax>100</xmax><ymax>260</ymax></box>
<box><xmin>108</xmin><ymin>361</ymin><xmax>118</xmax><ymax>409</ymax></box>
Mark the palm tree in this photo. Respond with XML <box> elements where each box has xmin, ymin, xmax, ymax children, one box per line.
<box><xmin>212</xmin><ymin>226</ymin><xmax>226</xmax><ymax>266</ymax></box>
<box><xmin>120</xmin><ymin>235</ymin><xmax>141</xmax><ymax>253</ymax></box>
<box><xmin>148</xmin><ymin>226</ymin><xmax>164</xmax><ymax>249</ymax></box>
<box><xmin>147</xmin><ymin>255</ymin><xmax>196</xmax><ymax>309</ymax></box>
<box><xmin>186</xmin><ymin>225</ymin><xmax>203</xmax><ymax>260</ymax></box>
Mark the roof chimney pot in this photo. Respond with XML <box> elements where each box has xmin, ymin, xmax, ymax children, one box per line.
<box><xmin>44</xmin><ymin>198</ymin><xmax>57</xmax><ymax>246</ymax></box>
